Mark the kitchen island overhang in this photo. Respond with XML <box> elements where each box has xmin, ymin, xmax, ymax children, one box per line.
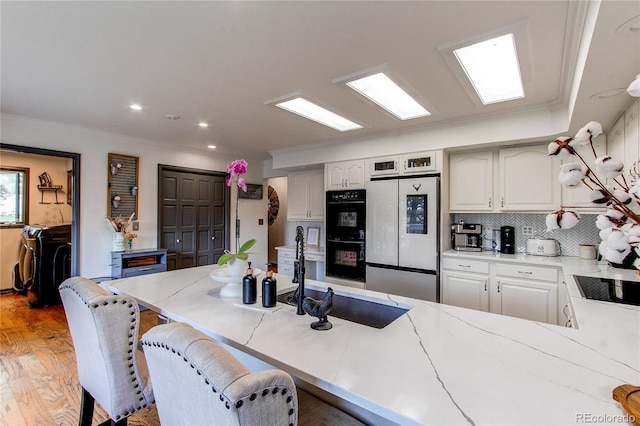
<box><xmin>103</xmin><ymin>263</ymin><xmax>640</xmax><ymax>425</ymax></box>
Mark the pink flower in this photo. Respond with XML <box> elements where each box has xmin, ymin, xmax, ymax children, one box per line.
<box><xmin>226</xmin><ymin>159</ymin><xmax>248</xmax><ymax>192</ymax></box>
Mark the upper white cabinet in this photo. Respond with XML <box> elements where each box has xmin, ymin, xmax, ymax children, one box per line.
<box><xmin>401</xmin><ymin>151</ymin><xmax>437</xmax><ymax>175</ymax></box>
<box><xmin>287</xmin><ymin>169</ymin><xmax>324</xmax><ymax>221</ymax></box>
<box><xmin>449</xmin><ymin>144</ymin><xmax>560</xmax><ymax>212</ymax></box>
<box><xmin>449</xmin><ymin>151</ymin><xmax>494</xmax><ymax>211</ymax></box>
<box><xmin>499</xmin><ymin>145</ymin><xmax>560</xmax><ymax>211</ymax></box>
<box><xmin>326</xmin><ymin>160</ymin><xmax>367</xmax><ymax>190</ymax></box>
<box><xmin>624</xmin><ymin>99</ymin><xmax>639</xmax><ymax>175</ymax></box>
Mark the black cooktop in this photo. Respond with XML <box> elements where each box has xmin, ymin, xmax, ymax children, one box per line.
<box><xmin>573</xmin><ymin>275</ymin><xmax>640</xmax><ymax>306</ymax></box>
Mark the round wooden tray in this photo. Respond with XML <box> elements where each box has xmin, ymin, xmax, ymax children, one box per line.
<box><xmin>612</xmin><ymin>384</ymin><xmax>640</xmax><ymax>425</ymax></box>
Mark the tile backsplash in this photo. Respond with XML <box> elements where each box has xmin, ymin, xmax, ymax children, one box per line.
<box><xmin>452</xmin><ymin>213</ymin><xmax>601</xmax><ymax>257</ymax></box>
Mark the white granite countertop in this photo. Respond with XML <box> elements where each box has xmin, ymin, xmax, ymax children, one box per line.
<box><xmin>104</xmin><ymin>258</ymin><xmax>640</xmax><ymax>425</ymax></box>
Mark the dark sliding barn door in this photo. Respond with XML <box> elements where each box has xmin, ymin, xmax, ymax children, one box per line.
<box><xmin>159</xmin><ymin>166</ymin><xmax>228</xmax><ymax>271</ymax></box>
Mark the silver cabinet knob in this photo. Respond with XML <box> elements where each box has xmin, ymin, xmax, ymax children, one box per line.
<box><xmin>212</xmin><ymin>236</ymin><xmax>215</xmax><ymax>240</ymax></box>
<box><xmin>176</xmin><ymin>239</ymin><xmax>180</xmax><ymax>243</ymax></box>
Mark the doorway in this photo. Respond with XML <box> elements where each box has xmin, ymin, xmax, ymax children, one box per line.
<box><xmin>0</xmin><ymin>143</ymin><xmax>80</xmax><ymax>279</ymax></box>
<box><xmin>158</xmin><ymin>165</ymin><xmax>229</xmax><ymax>270</ymax></box>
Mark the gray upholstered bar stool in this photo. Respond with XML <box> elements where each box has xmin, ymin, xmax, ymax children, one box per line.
<box><xmin>142</xmin><ymin>322</ymin><xmax>364</xmax><ymax>425</ymax></box>
<box><xmin>59</xmin><ymin>277</ymin><xmax>154</xmax><ymax>426</ymax></box>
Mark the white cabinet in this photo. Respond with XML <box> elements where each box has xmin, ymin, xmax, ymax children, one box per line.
<box><xmin>325</xmin><ymin>160</ymin><xmax>366</xmax><ymax>190</ymax></box>
<box><xmin>287</xmin><ymin>169</ymin><xmax>324</xmax><ymax>221</ymax></box>
<box><xmin>499</xmin><ymin>145</ymin><xmax>561</xmax><ymax>211</ymax></box>
<box><xmin>449</xmin><ymin>151</ymin><xmax>494</xmax><ymax>211</ymax></box>
<box><xmin>491</xmin><ymin>262</ymin><xmax>558</xmax><ymax>324</ymax></box>
<box><xmin>277</xmin><ymin>247</ymin><xmax>296</xmax><ymax>277</ymax></box>
<box><xmin>401</xmin><ymin>151</ymin><xmax>437</xmax><ymax>175</ymax></box>
<box><xmin>441</xmin><ymin>255</ymin><xmax>560</xmax><ymax>325</ymax></box>
<box><xmin>624</xmin><ymin>99</ymin><xmax>639</xmax><ymax>176</ymax></box>
<box><xmin>441</xmin><ymin>257</ymin><xmax>490</xmax><ymax>311</ymax></box>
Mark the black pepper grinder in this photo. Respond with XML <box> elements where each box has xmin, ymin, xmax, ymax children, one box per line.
<box><xmin>242</xmin><ymin>262</ymin><xmax>257</xmax><ymax>304</ymax></box>
<box><xmin>262</xmin><ymin>270</ymin><xmax>277</xmax><ymax>308</ymax></box>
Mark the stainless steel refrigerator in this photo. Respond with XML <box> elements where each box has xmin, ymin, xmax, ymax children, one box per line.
<box><xmin>365</xmin><ymin>176</ymin><xmax>439</xmax><ymax>302</ymax></box>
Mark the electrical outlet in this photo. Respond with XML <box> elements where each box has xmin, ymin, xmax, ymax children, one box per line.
<box><xmin>132</xmin><ymin>221</ymin><xmax>139</xmax><ymax>231</ymax></box>
<box><xmin>522</xmin><ymin>226</ymin><xmax>533</xmax><ymax>236</ymax></box>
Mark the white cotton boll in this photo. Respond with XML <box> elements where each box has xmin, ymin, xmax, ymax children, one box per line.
<box><xmin>599</xmin><ymin>240</ymin><xmax>609</xmax><ymax>257</ymax></box>
<box><xmin>628</xmin><ymin>74</ymin><xmax>640</xmax><ymax>97</ymax></box>
<box><xmin>572</xmin><ymin>121</ymin><xmax>603</xmax><ymax>146</ymax></box>
<box><xmin>599</xmin><ymin>227</ymin><xmax>614</xmax><ymax>240</ymax></box>
<box><xmin>589</xmin><ymin>189</ymin><xmax>610</xmax><ymax>204</ymax></box>
<box><xmin>606</xmin><ymin>229</ymin><xmax>630</xmax><ymax>251</ymax></box>
<box><xmin>545</xmin><ymin>213</ymin><xmax>560</xmax><ymax>231</ymax></box>
<box><xmin>613</xmin><ymin>189</ymin><xmax>632</xmax><ymax>205</ymax></box>
<box><xmin>627</xmin><ymin>224</ymin><xmax>640</xmax><ymax>237</ymax></box>
<box><xmin>595</xmin><ymin>214</ymin><xmax>614</xmax><ymax>229</ymax></box>
<box><xmin>558</xmin><ymin>163</ymin><xmax>585</xmax><ymax>187</ymax></box>
<box><xmin>605</xmin><ymin>208</ymin><xmax>626</xmax><ymax>221</ymax></box>
<box><xmin>633</xmin><ymin>255</ymin><xmax>640</xmax><ymax>270</ymax></box>
<box><xmin>605</xmin><ymin>247</ymin><xmax>630</xmax><ymax>264</ymax></box>
<box><xmin>595</xmin><ymin>156</ymin><xmax>624</xmax><ymax>179</ymax></box>
<box><xmin>559</xmin><ymin>210</ymin><xmax>580</xmax><ymax>228</ymax></box>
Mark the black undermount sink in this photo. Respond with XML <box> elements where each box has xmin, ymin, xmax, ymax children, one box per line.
<box><xmin>277</xmin><ymin>287</ymin><xmax>412</xmax><ymax>329</ymax></box>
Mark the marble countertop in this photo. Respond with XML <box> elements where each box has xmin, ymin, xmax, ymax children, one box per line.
<box><xmin>104</xmin><ymin>259</ymin><xmax>640</xmax><ymax>425</ymax></box>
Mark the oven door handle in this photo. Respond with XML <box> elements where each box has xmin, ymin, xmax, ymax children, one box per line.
<box><xmin>327</xmin><ymin>239</ymin><xmax>364</xmax><ymax>244</ymax></box>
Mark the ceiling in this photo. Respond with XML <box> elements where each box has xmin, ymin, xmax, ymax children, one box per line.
<box><xmin>1</xmin><ymin>1</ymin><xmax>639</xmax><ymax>162</ymax></box>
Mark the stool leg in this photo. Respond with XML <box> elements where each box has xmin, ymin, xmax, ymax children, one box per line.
<box><xmin>79</xmin><ymin>387</ymin><xmax>95</xmax><ymax>426</ymax></box>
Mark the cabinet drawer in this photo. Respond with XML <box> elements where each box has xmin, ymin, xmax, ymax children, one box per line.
<box><xmin>442</xmin><ymin>258</ymin><xmax>489</xmax><ymax>274</ymax></box>
<box><xmin>306</xmin><ymin>253</ymin><xmax>325</xmax><ymax>262</ymax></box>
<box><xmin>279</xmin><ymin>265</ymin><xmax>295</xmax><ymax>276</ymax></box>
<box><xmin>278</xmin><ymin>250</ymin><xmax>296</xmax><ymax>259</ymax></box>
<box><xmin>122</xmin><ymin>264</ymin><xmax>166</xmax><ymax>278</ymax></box>
<box><xmin>495</xmin><ymin>263</ymin><xmax>558</xmax><ymax>282</ymax></box>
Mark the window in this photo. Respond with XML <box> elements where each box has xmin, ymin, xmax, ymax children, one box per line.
<box><xmin>0</xmin><ymin>167</ymin><xmax>29</xmax><ymax>226</ymax></box>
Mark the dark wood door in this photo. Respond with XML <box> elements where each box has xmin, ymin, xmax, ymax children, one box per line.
<box><xmin>159</xmin><ymin>166</ymin><xmax>228</xmax><ymax>271</ymax></box>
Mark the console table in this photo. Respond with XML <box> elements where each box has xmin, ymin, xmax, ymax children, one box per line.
<box><xmin>111</xmin><ymin>248</ymin><xmax>167</xmax><ymax>278</ymax></box>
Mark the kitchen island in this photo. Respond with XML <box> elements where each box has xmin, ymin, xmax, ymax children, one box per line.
<box><xmin>103</xmin><ymin>260</ymin><xmax>639</xmax><ymax>425</ymax></box>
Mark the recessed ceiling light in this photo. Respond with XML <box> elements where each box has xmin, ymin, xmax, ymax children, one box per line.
<box><xmin>207</xmin><ymin>145</ymin><xmax>216</xmax><ymax>149</ymax></box>
<box><xmin>199</xmin><ymin>122</ymin><xmax>209</xmax><ymax>128</ymax></box>
<box><xmin>346</xmin><ymin>72</ymin><xmax>430</xmax><ymax>120</ymax></box>
<box><xmin>130</xmin><ymin>104</ymin><xmax>142</xmax><ymax>111</ymax></box>
<box><xmin>275</xmin><ymin>98</ymin><xmax>362</xmax><ymax>132</ymax></box>
<box><xmin>454</xmin><ymin>33</ymin><xmax>524</xmax><ymax>105</ymax></box>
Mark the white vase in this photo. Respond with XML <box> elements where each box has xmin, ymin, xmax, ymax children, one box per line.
<box><xmin>226</xmin><ymin>258</ymin><xmax>247</xmax><ymax>277</ymax></box>
<box><xmin>113</xmin><ymin>232</ymin><xmax>125</xmax><ymax>251</ymax></box>
<box><xmin>219</xmin><ymin>258</ymin><xmax>247</xmax><ymax>298</ymax></box>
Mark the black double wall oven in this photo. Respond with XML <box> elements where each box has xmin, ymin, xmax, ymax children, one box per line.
<box><xmin>325</xmin><ymin>190</ymin><xmax>366</xmax><ymax>282</ymax></box>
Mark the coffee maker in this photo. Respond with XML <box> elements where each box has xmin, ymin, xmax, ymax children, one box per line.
<box><xmin>451</xmin><ymin>222</ymin><xmax>482</xmax><ymax>252</ymax></box>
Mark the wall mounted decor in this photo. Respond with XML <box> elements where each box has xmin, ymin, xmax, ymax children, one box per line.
<box><xmin>108</xmin><ymin>153</ymin><xmax>138</xmax><ymax>219</ymax></box>
<box><xmin>238</xmin><ymin>183</ymin><xmax>263</xmax><ymax>200</ymax></box>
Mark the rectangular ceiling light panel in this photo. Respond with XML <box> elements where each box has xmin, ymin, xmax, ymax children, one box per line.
<box><xmin>347</xmin><ymin>72</ymin><xmax>430</xmax><ymax>120</ymax></box>
<box><xmin>454</xmin><ymin>33</ymin><xmax>524</xmax><ymax>105</ymax></box>
<box><xmin>275</xmin><ymin>98</ymin><xmax>362</xmax><ymax>132</ymax></box>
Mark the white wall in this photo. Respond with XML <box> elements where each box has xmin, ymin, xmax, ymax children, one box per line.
<box><xmin>0</xmin><ymin>151</ymin><xmax>73</xmax><ymax>289</ymax></box>
<box><xmin>1</xmin><ymin>114</ymin><xmax>267</xmax><ymax>279</ymax></box>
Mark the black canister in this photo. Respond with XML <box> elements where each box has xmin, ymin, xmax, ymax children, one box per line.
<box><xmin>242</xmin><ymin>267</ymin><xmax>257</xmax><ymax>304</ymax></box>
<box><xmin>500</xmin><ymin>226</ymin><xmax>515</xmax><ymax>254</ymax></box>
<box><xmin>262</xmin><ymin>271</ymin><xmax>277</xmax><ymax>308</ymax></box>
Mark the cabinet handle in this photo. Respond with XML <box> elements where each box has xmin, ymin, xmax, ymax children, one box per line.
<box><xmin>212</xmin><ymin>236</ymin><xmax>215</xmax><ymax>240</ymax></box>
<box><xmin>501</xmin><ymin>197</ymin><xmax>504</xmax><ymax>208</ymax></box>
<box><xmin>139</xmin><ymin>267</ymin><xmax>154</xmax><ymax>271</ymax></box>
<box><xmin>488</xmin><ymin>197</ymin><xmax>491</xmax><ymax>208</ymax></box>
<box><xmin>517</xmin><ymin>270</ymin><xmax>533</xmax><ymax>275</ymax></box>
<box><xmin>565</xmin><ymin>319</ymin><xmax>572</xmax><ymax>328</ymax></box>
<box><xmin>176</xmin><ymin>239</ymin><xmax>180</xmax><ymax>243</ymax></box>
<box><xmin>497</xmin><ymin>281</ymin><xmax>501</xmax><ymax>293</ymax></box>
<box><xmin>404</xmin><ymin>160</ymin><xmax>407</xmax><ymax>170</ymax></box>
<box><xmin>458</xmin><ymin>264</ymin><xmax>471</xmax><ymax>269</ymax></box>
<box><xmin>484</xmin><ymin>280</ymin><xmax>487</xmax><ymax>292</ymax></box>
<box><xmin>563</xmin><ymin>304</ymin><xmax>569</xmax><ymax>317</ymax></box>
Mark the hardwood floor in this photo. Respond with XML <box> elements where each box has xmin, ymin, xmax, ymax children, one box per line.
<box><xmin>0</xmin><ymin>291</ymin><xmax>160</xmax><ymax>426</ymax></box>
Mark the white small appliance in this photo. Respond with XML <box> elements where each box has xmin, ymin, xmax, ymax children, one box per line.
<box><xmin>526</xmin><ymin>239</ymin><xmax>560</xmax><ymax>257</ymax></box>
